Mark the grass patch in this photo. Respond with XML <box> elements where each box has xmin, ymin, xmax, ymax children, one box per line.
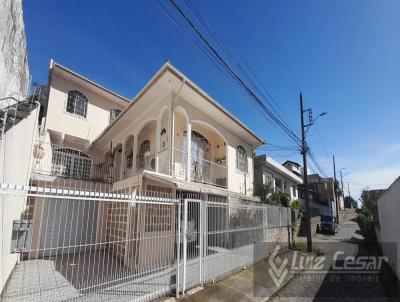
<box><xmin>292</xmin><ymin>242</ymin><xmax>324</xmax><ymax>256</ymax></box>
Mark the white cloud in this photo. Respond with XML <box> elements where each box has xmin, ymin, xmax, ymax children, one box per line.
<box><xmin>314</xmin><ymin>142</ymin><xmax>400</xmax><ymax>199</ymax></box>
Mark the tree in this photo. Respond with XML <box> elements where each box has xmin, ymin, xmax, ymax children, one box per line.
<box><xmin>360</xmin><ymin>189</ymin><xmax>378</xmax><ymax>211</ymax></box>
<box><xmin>344</xmin><ymin>196</ymin><xmax>357</xmax><ymax>208</ymax></box>
<box><xmin>270</xmin><ymin>189</ymin><xmax>290</xmax><ymax>207</ymax></box>
<box><xmin>254</xmin><ymin>184</ymin><xmax>290</xmax><ymax>206</ymax></box>
<box><xmin>254</xmin><ymin>183</ymin><xmax>273</xmax><ymax>204</ymax></box>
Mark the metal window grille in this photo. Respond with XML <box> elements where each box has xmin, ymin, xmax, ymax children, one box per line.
<box><xmin>51</xmin><ymin>146</ymin><xmax>92</xmax><ymax>179</ymax></box>
<box><xmin>66</xmin><ymin>90</ymin><xmax>87</xmax><ymax>118</ymax></box>
<box><xmin>109</xmin><ymin>108</ymin><xmax>121</xmax><ymax>125</ymax></box>
<box><xmin>236</xmin><ymin>145</ymin><xmax>248</xmax><ymax>173</ymax></box>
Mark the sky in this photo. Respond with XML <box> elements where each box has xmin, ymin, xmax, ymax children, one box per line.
<box><xmin>23</xmin><ymin>0</ymin><xmax>400</xmax><ymax>200</ymax></box>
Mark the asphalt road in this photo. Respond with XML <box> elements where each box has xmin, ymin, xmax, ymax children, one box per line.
<box><xmin>273</xmin><ymin>212</ymin><xmax>392</xmax><ymax>302</ymax></box>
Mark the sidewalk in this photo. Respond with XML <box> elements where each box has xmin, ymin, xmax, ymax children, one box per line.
<box><xmin>166</xmin><ymin>248</ymin><xmax>302</xmax><ymax>302</ymax></box>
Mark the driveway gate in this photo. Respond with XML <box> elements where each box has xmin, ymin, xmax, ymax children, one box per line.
<box><xmin>1</xmin><ymin>183</ymin><xmax>290</xmax><ymax>302</ymax></box>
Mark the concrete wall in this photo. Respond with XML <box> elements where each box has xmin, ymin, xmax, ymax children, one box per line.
<box><xmin>0</xmin><ymin>0</ymin><xmax>30</xmax><ymax>102</ymax></box>
<box><xmin>0</xmin><ymin>106</ymin><xmax>39</xmax><ymax>293</ymax></box>
<box><xmin>0</xmin><ymin>0</ymin><xmax>33</xmax><ymax>293</ymax></box>
<box><xmin>376</xmin><ymin>177</ymin><xmax>400</xmax><ymax>279</ymax></box>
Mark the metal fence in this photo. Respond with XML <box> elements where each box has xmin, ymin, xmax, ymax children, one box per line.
<box><xmin>1</xmin><ymin>183</ymin><xmax>291</xmax><ymax>302</ymax></box>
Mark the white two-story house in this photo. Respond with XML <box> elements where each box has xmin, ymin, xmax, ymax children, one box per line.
<box><xmin>33</xmin><ymin>60</ymin><xmax>263</xmax><ymax>200</ymax></box>
<box><xmin>27</xmin><ymin>60</ymin><xmax>264</xmax><ymax>270</ymax></box>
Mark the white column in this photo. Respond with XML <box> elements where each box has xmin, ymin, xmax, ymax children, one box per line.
<box><xmin>272</xmin><ymin>177</ymin><xmax>276</xmax><ymax>192</ymax></box>
<box><xmin>170</xmin><ymin>106</ymin><xmax>175</xmax><ymax>176</ymax></box>
<box><xmin>119</xmin><ymin>144</ymin><xmax>125</xmax><ymax>181</ymax></box>
<box><xmin>132</xmin><ymin>136</ymin><xmax>138</xmax><ymax>176</ymax></box>
<box><xmin>155</xmin><ymin>119</ymin><xmax>160</xmax><ymax>173</ymax></box>
<box><xmin>186</xmin><ymin>123</ymin><xmax>191</xmax><ymax>181</ymax></box>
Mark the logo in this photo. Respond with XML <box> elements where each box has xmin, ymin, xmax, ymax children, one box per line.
<box><xmin>268</xmin><ymin>244</ymin><xmax>288</xmax><ymax>287</ymax></box>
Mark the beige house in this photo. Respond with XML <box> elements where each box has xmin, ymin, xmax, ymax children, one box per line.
<box><xmin>28</xmin><ymin>60</ymin><xmax>263</xmax><ymax>270</ymax></box>
<box><xmin>33</xmin><ymin>60</ymin><xmax>263</xmax><ymax>198</ymax></box>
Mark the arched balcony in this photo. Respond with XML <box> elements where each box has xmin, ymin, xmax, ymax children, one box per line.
<box><xmin>123</xmin><ymin>135</ymin><xmax>135</xmax><ymax>178</ymax></box>
<box><xmin>172</xmin><ymin>110</ymin><xmax>227</xmax><ymax>187</ymax></box>
<box><xmin>136</xmin><ymin>120</ymin><xmax>157</xmax><ymax>172</ymax></box>
<box><xmin>189</xmin><ymin>122</ymin><xmax>227</xmax><ymax>187</ymax></box>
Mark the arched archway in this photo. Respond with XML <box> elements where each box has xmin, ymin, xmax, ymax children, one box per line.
<box><xmin>123</xmin><ymin>135</ymin><xmax>135</xmax><ymax>178</ymax></box>
<box><xmin>190</xmin><ymin>121</ymin><xmax>227</xmax><ymax>187</ymax></box>
<box><xmin>113</xmin><ymin>144</ymin><xmax>123</xmax><ymax>182</ymax></box>
<box><xmin>136</xmin><ymin>120</ymin><xmax>157</xmax><ymax>172</ymax></box>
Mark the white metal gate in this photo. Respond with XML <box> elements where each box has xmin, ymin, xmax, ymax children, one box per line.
<box><xmin>177</xmin><ymin>198</ymin><xmax>291</xmax><ymax>296</ymax></box>
<box><xmin>1</xmin><ymin>183</ymin><xmax>179</xmax><ymax>302</ymax></box>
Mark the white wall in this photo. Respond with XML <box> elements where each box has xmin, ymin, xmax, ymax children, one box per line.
<box><xmin>376</xmin><ymin>178</ymin><xmax>400</xmax><ymax>279</ymax></box>
<box><xmin>0</xmin><ymin>107</ymin><xmax>38</xmax><ymax>293</ymax></box>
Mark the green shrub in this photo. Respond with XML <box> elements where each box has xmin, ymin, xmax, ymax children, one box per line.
<box><xmin>291</xmin><ymin>199</ymin><xmax>304</xmax><ymax>210</ymax></box>
<box><xmin>356</xmin><ymin>207</ymin><xmax>376</xmax><ymax>245</ymax></box>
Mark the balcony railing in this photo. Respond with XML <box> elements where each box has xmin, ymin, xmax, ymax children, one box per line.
<box><xmin>31</xmin><ymin>142</ymin><xmax>226</xmax><ymax>188</ymax></box>
<box><xmin>191</xmin><ymin>154</ymin><xmax>227</xmax><ymax>187</ymax></box>
<box><xmin>31</xmin><ymin>141</ymin><xmax>113</xmax><ymax>183</ymax></box>
<box><xmin>172</xmin><ymin>148</ymin><xmax>227</xmax><ymax>188</ymax></box>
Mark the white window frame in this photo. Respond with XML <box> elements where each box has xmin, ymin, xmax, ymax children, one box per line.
<box><xmin>65</xmin><ymin>90</ymin><xmax>88</xmax><ymax>118</ymax></box>
<box><xmin>109</xmin><ymin>108</ymin><xmax>122</xmax><ymax>125</ymax></box>
<box><xmin>236</xmin><ymin>145</ymin><xmax>248</xmax><ymax>173</ymax></box>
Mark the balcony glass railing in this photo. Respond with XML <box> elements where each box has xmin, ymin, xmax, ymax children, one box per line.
<box><xmin>172</xmin><ymin>148</ymin><xmax>227</xmax><ymax>187</ymax></box>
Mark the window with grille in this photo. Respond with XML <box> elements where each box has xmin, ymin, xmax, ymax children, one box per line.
<box><xmin>66</xmin><ymin>90</ymin><xmax>88</xmax><ymax>118</ymax></box>
<box><xmin>51</xmin><ymin>146</ymin><xmax>92</xmax><ymax>179</ymax></box>
<box><xmin>109</xmin><ymin>108</ymin><xmax>121</xmax><ymax>124</ymax></box>
<box><xmin>236</xmin><ymin>145</ymin><xmax>248</xmax><ymax>173</ymax></box>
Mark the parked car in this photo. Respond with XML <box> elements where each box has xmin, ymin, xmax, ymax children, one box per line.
<box><xmin>319</xmin><ymin>215</ymin><xmax>338</xmax><ymax>235</ymax></box>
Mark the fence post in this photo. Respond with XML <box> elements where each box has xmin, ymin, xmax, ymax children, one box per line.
<box><xmin>182</xmin><ymin>198</ymin><xmax>188</xmax><ymax>294</ymax></box>
<box><xmin>176</xmin><ymin>201</ymin><xmax>181</xmax><ymax>299</ymax></box>
<box><xmin>199</xmin><ymin>200</ymin><xmax>203</xmax><ymax>286</ymax></box>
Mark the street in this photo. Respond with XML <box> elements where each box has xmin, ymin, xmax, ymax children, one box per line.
<box><xmin>273</xmin><ymin>212</ymin><xmax>391</xmax><ymax>301</ymax></box>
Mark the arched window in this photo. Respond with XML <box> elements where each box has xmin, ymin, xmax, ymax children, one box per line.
<box><xmin>236</xmin><ymin>145</ymin><xmax>248</xmax><ymax>173</ymax></box>
<box><xmin>66</xmin><ymin>90</ymin><xmax>88</xmax><ymax>118</ymax></box>
<box><xmin>109</xmin><ymin>108</ymin><xmax>121</xmax><ymax>124</ymax></box>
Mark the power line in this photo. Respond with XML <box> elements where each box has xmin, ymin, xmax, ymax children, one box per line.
<box><xmin>156</xmin><ymin>0</ymin><xmax>302</xmax><ymax>146</ymax></box>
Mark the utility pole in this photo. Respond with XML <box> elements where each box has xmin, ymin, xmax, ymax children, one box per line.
<box><xmin>300</xmin><ymin>92</ymin><xmax>312</xmax><ymax>253</ymax></box>
<box><xmin>340</xmin><ymin>169</ymin><xmax>345</xmax><ymax>202</ymax></box>
<box><xmin>332</xmin><ymin>155</ymin><xmax>339</xmax><ymax>223</ymax></box>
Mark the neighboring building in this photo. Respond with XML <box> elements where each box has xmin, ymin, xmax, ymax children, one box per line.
<box><xmin>0</xmin><ymin>0</ymin><xmax>36</xmax><ymax>294</ymax></box>
<box><xmin>282</xmin><ymin>160</ymin><xmax>302</xmax><ymax>177</ymax></box>
<box><xmin>254</xmin><ymin>154</ymin><xmax>303</xmax><ymax>201</ymax></box>
<box><xmin>298</xmin><ymin>174</ymin><xmax>338</xmax><ymax>218</ymax></box>
<box><xmin>376</xmin><ymin>177</ymin><xmax>400</xmax><ymax>280</ymax></box>
<box><xmin>27</xmin><ymin>60</ymin><xmax>264</xmax><ymax>270</ymax></box>
<box><xmin>0</xmin><ymin>0</ymin><xmax>30</xmax><ymax>103</ymax></box>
